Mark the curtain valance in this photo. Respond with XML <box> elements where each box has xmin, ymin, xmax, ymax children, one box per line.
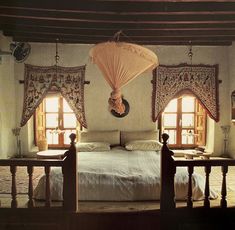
<box><xmin>152</xmin><ymin>64</ymin><xmax>219</xmax><ymax>122</ymax></box>
<box><xmin>20</xmin><ymin>64</ymin><xmax>87</xmax><ymax>128</ymax></box>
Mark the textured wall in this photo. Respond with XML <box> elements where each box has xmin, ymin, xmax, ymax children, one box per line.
<box><xmin>0</xmin><ymin>37</ymin><xmax>230</xmax><ymax>156</ymax></box>
<box><xmin>228</xmin><ymin>42</ymin><xmax>235</xmax><ymax>158</ymax></box>
<box><xmin>0</xmin><ymin>33</ymin><xmax>16</xmax><ymax>158</ymax></box>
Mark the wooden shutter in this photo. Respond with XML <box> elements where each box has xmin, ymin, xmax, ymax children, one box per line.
<box><xmin>34</xmin><ymin>101</ymin><xmax>46</xmax><ymax>146</ymax></box>
<box><xmin>195</xmin><ymin>100</ymin><xmax>206</xmax><ymax>146</ymax></box>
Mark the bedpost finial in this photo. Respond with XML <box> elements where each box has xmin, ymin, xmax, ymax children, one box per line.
<box><xmin>162</xmin><ymin>133</ymin><xmax>169</xmax><ymax>144</ymax></box>
<box><xmin>69</xmin><ymin>133</ymin><xmax>76</xmax><ymax>144</ymax></box>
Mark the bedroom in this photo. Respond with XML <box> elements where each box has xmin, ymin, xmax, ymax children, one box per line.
<box><xmin>0</xmin><ymin>35</ymin><xmax>233</xmax><ymax>159</ymax></box>
<box><xmin>1</xmin><ymin>1</ymin><xmax>235</xmax><ymax>229</ymax></box>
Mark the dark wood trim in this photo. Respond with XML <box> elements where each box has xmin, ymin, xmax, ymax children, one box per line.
<box><xmin>1</xmin><ymin>1</ymin><xmax>235</xmax><ymax>12</ymax></box>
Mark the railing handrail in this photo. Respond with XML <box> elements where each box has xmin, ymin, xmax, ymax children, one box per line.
<box><xmin>0</xmin><ymin>135</ymin><xmax>77</xmax><ymax>212</ymax></box>
<box><xmin>161</xmin><ymin>133</ymin><xmax>235</xmax><ymax>211</ymax></box>
<box><xmin>172</xmin><ymin>156</ymin><xmax>235</xmax><ymax>167</ymax></box>
<box><xmin>0</xmin><ymin>156</ymin><xmax>67</xmax><ymax>167</ymax></box>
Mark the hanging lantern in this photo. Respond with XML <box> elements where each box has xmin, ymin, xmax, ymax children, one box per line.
<box><xmin>89</xmin><ymin>41</ymin><xmax>159</xmax><ymax>116</ymax></box>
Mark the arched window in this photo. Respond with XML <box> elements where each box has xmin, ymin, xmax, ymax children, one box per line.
<box><xmin>161</xmin><ymin>95</ymin><xmax>206</xmax><ymax>148</ymax></box>
<box><xmin>34</xmin><ymin>91</ymin><xmax>80</xmax><ymax>148</ymax></box>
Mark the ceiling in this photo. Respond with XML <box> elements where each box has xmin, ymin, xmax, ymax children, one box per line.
<box><xmin>1</xmin><ymin>1</ymin><xmax>235</xmax><ymax>46</ymax></box>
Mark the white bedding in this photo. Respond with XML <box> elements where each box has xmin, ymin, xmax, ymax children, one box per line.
<box><xmin>34</xmin><ymin>147</ymin><xmax>217</xmax><ymax>201</ymax></box>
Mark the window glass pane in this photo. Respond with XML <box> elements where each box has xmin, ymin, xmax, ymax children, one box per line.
<box><xmin>46</xmin><ymin>114</ymin><xmax>58</xmax><ymax>128</ymax></box>
<box><xmin>163</xmin><ymin>130</ymin><xmax>176</xmax><ymax>144</ymax></box>
<box><xmin>45</xmin><ymin>97</ymin><xmax>59</xmax><ymax>112</ymax></box>
<box><xmin>63</xmin><ymin>98</ymin><xmax>73</xmax><ymax>112</ymax></box>
<box><xmin>164</xmin><ymin>99</ymin><xmax>177</xmax><ymax>112</ymax></box>
<box><xmin>163</xmin><ymin>114</ymin><xmax>177</xmax><ymax>127</ymax></box>
<box><xmin>182</xmin><ymin>130</ymin><xmax>194</xmax><ymax>144</ymax></box>
<box><xmin>46</xmin><ymin>130</ymin><xmax>59</xmax><ymax>144</ymax></box>
<box><xmin>64</xmin><ymin>114</ymin><xmax>77</xmax><ymax>128</ymax></box>
<box><xmin>182</xmin><ymin>114</ymin><xmax>194</xmax><ymax>127</ymax></box>
<box><xmin>64</xmin><ymin>130</ymin><xmax>76</xmax><ymax>144</ymax></box>
<box><xmin>182</xmin><ymin>97</ymin><xmax>195</xmax><ymax>112</ymax></box>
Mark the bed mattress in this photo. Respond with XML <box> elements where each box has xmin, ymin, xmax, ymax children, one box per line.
<box><xmin>34</xmin><ymin>147</ymin><xmax>217</xmax><ymax>201</ymax></box>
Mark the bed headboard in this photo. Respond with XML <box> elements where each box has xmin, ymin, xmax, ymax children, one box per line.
<box><xmin>120</xmin><ymin>130</ymin><xmax>159</xmax><ymax>146</ymax></box>
<box><xmin>79</xmin><ymin>130</ymin><xmax>159</xmax><ymax>147</ymax></box>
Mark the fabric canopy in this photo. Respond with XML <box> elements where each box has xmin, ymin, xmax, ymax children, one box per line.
<box><xmin>152</xmin><ymin>64</ymin><xmax>219</xmax><ymax>122</ymax></box>
<box><xmin>89</xmin><ymin>41</ymin><xmax>159</xmax><ymax>114</ymax></box>
<box><xmin>20</xmin><ymin>64</ymin><xmax>87</xmax><ymax>128</ymax></box>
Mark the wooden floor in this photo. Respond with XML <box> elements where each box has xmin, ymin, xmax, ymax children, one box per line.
<box><xmin>1</xmin><ymin>165</ymin><xmax>235</xmax><ymax>212</ymax></box>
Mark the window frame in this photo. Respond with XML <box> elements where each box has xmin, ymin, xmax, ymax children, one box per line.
<box><xmin>34</xmin><ymin>91</ymin><xmax>80</xmax><ymax>149</ymax></box>
<box><xmin>161</xmin><ymin>96</ymin><xmax>206</xmax><ymax>149</ymax></box>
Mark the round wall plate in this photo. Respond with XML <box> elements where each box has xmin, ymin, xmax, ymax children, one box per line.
<box><xmin>111</xmin><ymin>98</ymin><xmax>130</xmax><ymax>118</ymax></box>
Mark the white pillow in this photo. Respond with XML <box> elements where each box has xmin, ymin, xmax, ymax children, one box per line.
<box><xmin>76</xmin><ymin>142</ymin><xmax>110</xmax><ymax>152</ymax></box>
<box><xmin>79</xmin><ymin>130</ymin><xmax>120</xmax><ymax>146</ymax></box>
<box><xmin>125</xmin><ymin>140</ymin><xmax>162</xmax><ymax>151</ymax></box>
<box><xmin>120</xmin><ymin>130</ymin><xmax>158</xmax><ymax>146</ymax></box>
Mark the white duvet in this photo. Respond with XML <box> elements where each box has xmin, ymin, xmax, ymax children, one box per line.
<box><xmin>34</xmin><ymin>147</ymin><xmax>217</xmax><ymax>201</ymax></box>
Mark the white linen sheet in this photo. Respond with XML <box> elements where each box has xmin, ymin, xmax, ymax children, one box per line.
<box><xmin>34</xmin><ymin>147</ymin><xmax>217</xmax><ymax>201</ymax></box>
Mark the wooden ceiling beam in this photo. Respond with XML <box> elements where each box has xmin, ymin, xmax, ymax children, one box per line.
<box><xmin>1</xmin><ymin>10</ymin><xmax>235</xmax><ymax>23</ymax></box>
<box><xmin>12</xmin><ymin>35</ymin><xmax>232</xmax><ymax>46</ymax></box>
<box><xmin>1</xmin><ymin>1</ymin><xmax>235</xmax><ymax>13</ymax></box>
<box><xmin>1</xmin><ymin>1</ymin><xmax>235</xmax><ymax>46</ymax></box>
<box><xmin>8</xmin><ymin>32</ymin><xmax>234</xmax><ymax>42</ymax></box>
<box><xmin>1</xmin><ymin>5</ymin><xmax>235</xmax><ymax>16</ymax></box>
<box><xmin>3</xmin><ymin>21</ymin><xmax>235</xmax><ymax>30</ymax></box>
<box><xmin>1</xmin><ymin>15</ymin><xmax>235</xmax><ymax>27</ymax></box>
<box><xmin>4</xmin><ymin>28</ymin><xmax>235</xmax><ymax>38</ymax></box>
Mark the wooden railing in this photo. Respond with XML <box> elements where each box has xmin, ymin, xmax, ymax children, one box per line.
<box><xmin>0</xmin><ymin>134</ymin><xmax>77</xmax><ymax>212</ymax></box>
<box><xmin>161</xmin><ymin>133</ymin><xmax>235</xmax><ymax>211</ymax></box>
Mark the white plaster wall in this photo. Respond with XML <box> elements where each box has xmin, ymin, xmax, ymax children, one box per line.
<box><xmin>11</xmin><ymin>41</ymin><xmax>230</xmax><ymax>156</ymax></box>
<box><xmin>228</xmin><ymin>42</ymin><xmax>235</xmax><ymax>158</ymax></box>
<box><xmin>0</xmin><ymin>33</ymin><xmax>16</xmax><ymax>158</ymax></box>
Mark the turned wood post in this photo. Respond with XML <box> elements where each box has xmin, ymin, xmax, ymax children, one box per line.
<box><xmin>160</xmin><ymin>133</ymin><xmax>176</xmax><ymax>211</ymax></box>
<box><xmin>10</xmin><ymin>165</ymin><xmax>17</xmax><ymax>208</ymax></box>
<box><xmin>62</xmin><ymin>133</ymin><xmax>78</xmax><ymax>212</ymax></box>
<box><xmin>187</xmin><ymin>165</ymin><xmax>194</xmax><ymax>209</ymax></box>
<box><xmin>45</xmin><ymin>165</ymin><xmax>51</xmax><ymax>208</ymax></box>
<box><xmin>221</xmin><ymin>165</ymin><xmax>228</xmax><ymax>208</ymax></box>
<box><xmin>27</xmin><ymin>165</ymin><xmax>35</xmax><ymax>208</ymax></box>
<box><xmin>204</xmin><ymin>165</ymin><xmax>211</xmax><ymax>208</ymax></box>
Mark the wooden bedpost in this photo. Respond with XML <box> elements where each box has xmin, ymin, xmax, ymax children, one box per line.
<box><xmin>160</xmin><ymin>133</ymin><xmax>176</xmax><ymax>211</ymax></box>
<box><xmin>62</xmin><ymin>133</ymin><xmax>78</xmax><ymax>212</ymax></box>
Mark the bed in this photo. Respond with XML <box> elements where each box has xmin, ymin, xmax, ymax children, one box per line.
<box><xmin>34</xmin><ymin>130</ymin><xmax>217</xmax><ymax>201</ymax></box>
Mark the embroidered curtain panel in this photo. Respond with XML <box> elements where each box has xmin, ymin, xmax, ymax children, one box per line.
<box><xmin>20</xmin><ymin>64</ymin><xmax>87</xmax><ymax>128</ymax></box>
<box><xmin>152</xmin><ymin>64</ymin><xmax>219</xmax><ymax>122</ymax></box>
<box><xmin>90</xmin><ymin>41</ymin><xmax>158</xmax><ymax>114</ymax></box>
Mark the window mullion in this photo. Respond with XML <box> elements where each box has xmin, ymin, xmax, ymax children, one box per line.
<box><xmin>177</xmin><ymin>98</ymin><xmax>182</xmax><ymax>147</ymax></box>
<box><xmin>58</xmin><ymin>96</ymin><xmax>64</xmax><ymax>146</ymax></box>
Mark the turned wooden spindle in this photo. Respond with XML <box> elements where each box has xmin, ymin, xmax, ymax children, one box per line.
<box><xmin>63</xmin><ymin>133</ymin><xmax>78</xmax><ymax>212</ymax></box>
<box><xmin>45</xmin><ymin>165</ymin><xmax>51</xmax><ymax>208</ymax></box>
<box><xmin>204</xmin><ymin>165</ymin><xmax>211</xmax><ymax>208</ymax></box>
<box><xmin>187</xmin><ymin>165</ymin><xmax>194</xmax><ymax>209</ymax></box>
<box><xmin>27</xmin><ymin>165</ymin><xmax>35</xmax><ymax>208</ymax></box>
<box><xmin>10</xmin><ymin>165</ymin><xmax>17</xmax><ymax>208</ymax></box>
<box><xmin>160</xmin><ymin>133</ymin><xmax>176</xmax><ymax>211</ymax></box>
<box><xmin>221</xmin><ymin>165</ymin><xmax>228</xmax><ymax>208</ymax></box>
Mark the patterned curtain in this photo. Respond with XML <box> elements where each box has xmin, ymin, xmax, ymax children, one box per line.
<box><xmin>152</xmin><ymin>64</ymin><xmax>219</xmax><ymax>122</ymax></box>
<box><xmin>20</xmin><ymin>64</ymin><xmax>87</xmax><ymax>128</ymax></box>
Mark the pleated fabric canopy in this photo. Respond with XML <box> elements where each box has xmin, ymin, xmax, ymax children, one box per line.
<box><xmin>89</xmin><ymin>41</ymin><xmax>159</xmax><ymax>115</ymax></box>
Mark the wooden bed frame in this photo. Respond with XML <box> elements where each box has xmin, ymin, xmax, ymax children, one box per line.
<box><xmin>0</xmin><ymin>133</ymin><xmax>235</xmax><ymax>229</ymax></box>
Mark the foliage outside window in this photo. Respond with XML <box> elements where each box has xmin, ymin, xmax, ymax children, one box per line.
<box><xmin>161</xmin><ymin>96</ymin><xmax>206</xmax><ymax>148</ymax></box>
<box><xmin>35</xmin><ymin>92</ymin><xmax>80</xmax><ymax>148</ymax></box>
